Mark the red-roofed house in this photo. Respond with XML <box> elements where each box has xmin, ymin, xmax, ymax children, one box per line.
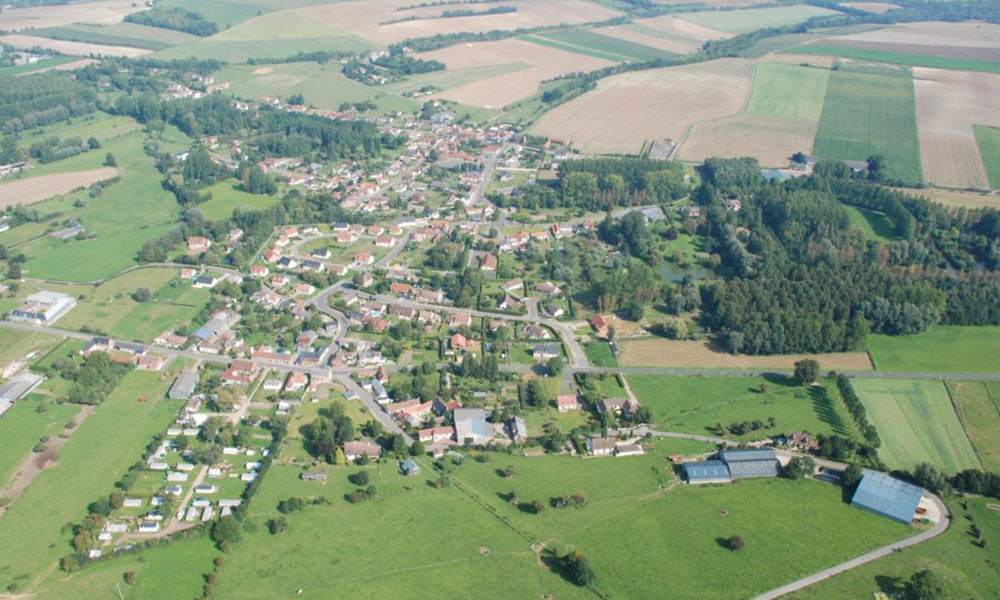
<box><xmin>591</xmin><ymin>314</ymin><xmax>608</xmax><ymax>337</ymax></box>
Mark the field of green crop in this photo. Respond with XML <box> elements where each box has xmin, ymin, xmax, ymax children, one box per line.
<box><xmin>196</xmin><ymin>180</ymin><xmax>281</xmax><ymax>221</ymax></box>
<box><xmin>854</xmin><ymin>379</ymin><xmax>981</xmax><ymax>472</ymax></box>
<box><xmin>526</xmin><ymin>29</ymin><xmax>678</xmax><ymax>62</ymax></box>
<box><xmin>679</xmin><ymin>5</ymin><xmax>839</xmax><ymax>35</ymax></box>
<box><xmin>0</xmin><ymin>371</ymin><xmax>183</xmax><ymax>586</ymax></box>
<box><xmin>973</xmin><ymin>125</ymin><xmax>1000</xmax><ymax>190</ymax></box>
<box><xmin>950</xmin><ymin>381</ymin><xmax>1000</xmax><ymax>472</ymax></box>
<box><xmin>782</xmin><ymin>45</ymin><xmax>1000</xmax><ymax>74</ymax></box>
<box><xmin>746</xmin><ymin>63</ymin><xmax>830</xmax><ymax>120</ymax></box>
<box><xmin>627</xmin><ymin>374</ymin><xmax>857</xmax><ymax>442</ymax></box>
<box><xmin>867</xmin><ymin>326</ymin><xmax>1000</xmax><ymax>374</ymax></box>
<box><xmin>32</xmin><ymin>22</ymin><xmax>199</xmax><ymax>50</ymax></box>
<box><xmin>813</xmin><ymin>69</ymin><xmax>923</xmax><ymax>182</ymax></box>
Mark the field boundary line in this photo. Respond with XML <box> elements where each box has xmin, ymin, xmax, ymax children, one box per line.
<box><xmin>942</xmin><ymin>380</ymin><xmax>984</xmax><ymax>469</ymax></box>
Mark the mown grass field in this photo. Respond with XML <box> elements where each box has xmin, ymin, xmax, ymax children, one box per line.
<box><xmin>679</xmin><ymin>5</ymin><xmax>839</xmax><ymax>35</ymax></box>
<box><xmin>196</xmin><ymin>180</ymin><xmax>281</xmax><ymax>221</ymax></box>
<box><xmin>0</xmin><ymin>328</ymin><xmax>61</xmax><ymax>367</ymax></box>
<box><xmin>973</xmin><ymin>125</ymin><xmax>1000</xmax><ymax>189</ymax></box>
<box><xmin>0</xmin><ymin>397</ymin><xmax>80</xmax><ymax>487</ymax></box>
<box><xmin>784</xmin><ymin>45</ymin><xmax>1000</xmax><ymax>74</ymax></box>
<box><xmin>867</xmin><ymin>326</ymin><xmax>1000</xmax><ymax>374</ymax></box>
<box><xmin>0</xmin><ymin>371</ymin><xmax>183</xmax><ymax>586</ymax></box>
<box><xmin>789</xmin><ymin>495</ymin><xmax>1000</xmax><ymax>600</ymax></box>
<box><xmin>626</xmin><ymin>374</ymin><xmax>858</xmax><ymax>442</ymax></box>
<box><xmin>526</xmin><ymin>28</ymin><xmax>678</xmax><ymax>62</ymax></box>
<box><xmin>583</xmin><ymin>340</ymin><xmax>617</xmax><ymax>367</ymax></box>
<box><xmin>845</xmin><ymin>205</ymin><xmax>901</xmax><ymax>243</ymax></box>
<box><xmin>746</xmin><ymin>62</ymin><xmax>830</xmax><ymax>120</ymax></box>
<box><xmin>32</xmin><ymin>22</ymin><xmax>199</xmax><ymax>50</ymax></box>
<box><xmin>950</xmin><ymin>381</ymin><xmax>1000</xmax><ymax>472</ymax></box>
<box><xmin>854</xmin><ymin>379</ymin><xmax>981</xmax><ymax>473</ymax></box>
<box><xmin>813</xmin><ymin>69</ymin><xmax>923</xmax><ymax>182</ymax></box>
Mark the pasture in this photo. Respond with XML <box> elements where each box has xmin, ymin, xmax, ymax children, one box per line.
<box><xmin>0</xmin><ymin>371</ymin><xmax>182</xmax><ymax>585</ymax></box>
<box><xmin>677</xmin><ymin>5</ymin><xmax>839</xmax><ymax>35</ymax></box>
<box><xmin>0</xmin><ymin>397</ymin><xmax>80</xmax><ymax>489</ymax></box>
<box><xmin>867</xmin><ymin>326</ymin><xmax>1000</xmax><ymax>374</ymax></box>
<box><xmin>531</xmin><ymin>58</ymin><xmax>751</xmax><ymax>155</ymax></box>
<box><xmin>950</xmin><ymin>381</ymin><xmax>1000</xmax><ymax>472</ymax></box>
<box><xmin>618</xmin><ymin>338</ymin><xmax>872</xmax><ymax>370</ymax></box>
<box><xmin>626</xmin><ymin>374</ymin><xmax>859</xmax><ymax>442</ymax></box>
<box><xmin>0</xmin><ymin>328</ymin><xmax>61</xmax><ymax>367</ymax></box>
<box><xmin>912</xmin><ymin>67</ymin><xmax>1000</xmax><ymax>189</ymax></box>
<box><xmin>0</xmin><ymin>168</ymin><xmax>119</xmax><ymax>210</ymax></box>
<box><xmin>196</xmin><ymin>180</ymin><xmax>282</xmax><ymax>221</ymax></box>
<box><xmin>973</xmin><ymin>125</ymin><xmax>1000</xmax><ymax>189</ymax></box>
<box><xmin>853</xmin><ymin>379</ymin><xmax>981</xmax><ymax>473</ymax></box>
<box><xmin>845</xmin><ymin>205</ymin><xmax>900</xmax><ymax>242</ymax></box>
<box><xmin>583</xmin><ymin>340</ymin><xmax>617</xmax><ymax>367</ymax></box>
<box><xmin>813</xmin><ymin>69</ymin><xmax>922</xmax><ymax>183</ymax></box>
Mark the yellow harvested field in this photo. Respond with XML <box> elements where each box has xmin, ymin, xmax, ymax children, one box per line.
<box><xmin>0</xmin><ymin>0</ymin><xmax>139</xmax><ymax>30</ymax></box>
<box><xmin>531</xmin><ymin>58</ymin><xmax>751</xmax><ymax>155</ymax></box>
<box><xmin>679</xmin><ymin>115</ymin><xmax>817</xmax><ymax>167</ymax></box>
<box><xmin>839</xmin><ymin>2</ymin><xmax>900</xmax><ymax>14</ymax></box>
<box><xmin>0</xmin><ymin>34</ymin><xmax>151</xmax><ymax>58</ymax></box>
<box><xmin>893</xmin><ymin>187</ymin><xmax>1000</xmax><ymax>209</ymax></box>
<box><xmin>421</xmin><ymin>39</ymin><xmax>614</xmax><ymax>107</ymax></box>
<box><xmin>0</xmin><ymin>168</ymin><xmax>119</xmax><ymax>209</ymax></box>
<box><xmin>632</xmin><ymin>14</ymin><xmax>732</xmax><ymax>43</ymax></box>
<box><xmin>913</xmin><ymin>67</ymin><xmax>1000</xmax><ymax>189</ymax></box>
<box><xmin>591</xmin><ymin>24</ymin><xmax>700</xmax><ymax>55</ymax></box>
<box><xmin>619</xmin><ymin>338</ymin><xmax>874</xmax><ymax>371</ymax></box>
<box><xmin>297</xmin><ymin>0</ymin><xmax>622</xmax><ymax>46</ymax></box>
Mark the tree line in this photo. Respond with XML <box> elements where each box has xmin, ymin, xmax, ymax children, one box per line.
<box><xmin>124</xmin><ymin>6</ymin><xmax>219</xmax><ymax>37</ymax></box>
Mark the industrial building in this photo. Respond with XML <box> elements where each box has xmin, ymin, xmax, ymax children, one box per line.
<box><xmin>683</xmin><ymin>449</ymin><xmax>782</xmax><ymax>484</ymax></box>
<box><xmin>851</xmin><ymin>471</ymin><xmax>924</xmax><ymax>524</ymax></box>
<box><xmin>454</xmin><ymin>408</ymin><xmax>491</xmax><ymax>444</ymax></box>
<box><xmin>10</xmin><ymin>291</ymin><xmax>76</xmax><ymax>325</ymax></box>
<box><xmin>168</xmin><ymin>370</ymin><xmax>200</xmax><ymax>400</ymax></box>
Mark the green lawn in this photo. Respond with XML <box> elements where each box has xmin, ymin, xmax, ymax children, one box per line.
<box><xmin>844</xmin><ymin>205</ymin><xmax>901</xmax><ymax>243</ymax></box>
<box><xmin>973</xmin><ymin>124</ymin><xmax>1000</xmax><ymax>190</ymax></box>
<box><xmin>950</xmin><ymin>381</ymin><xmax>1000</xmax><ymax>472</ymax></box>
<box><xmin>679</xmin><ymin>5</ymin><xmax>839</xmax><ymax>35</ymax></box>
<box><xmin>583</xmin><ymin>340</ymin><xmax>617</xmax><ymax>367</ymax></box>
<box><xmin>867</xmin><ymin>326</ymin><xmax>1000</xmax><ymax>374</ymax></box>
<box><xmin>746</xmin><ymin>63</ymin><xmax>830</xmax><ymax>121</ymax></box>
<box><xmin>813</xmin><ymin>69</ymin><xmax>923</xmax><ymax>183</ymax></box>
<box><xmin>0</xmin><ymin>397</ymin><xmax>80</xmax><ymax>487</ymax></box>
<box><xmin>0</xmin><ymin>371</ymin><xmax>183</xmax><ymax>586</ymax></box>
<box><xmin>196</xmin><ymin>180</ymin><xmax>281</xmax><ymax>221</ymax></box>
<box><xmin>527</xmin><ymin>29</ymin><xmax>679</xmax><ymax>62</ymax></box>
<box><xmin>789</xmin><ymin>495</ymin><xmax>1000</xmax><ymax>600</ymax></box>
<box><xmin>854</xmin><ymin>378</ymin><xmax>981</xmax><ymax>473</ymax></box>
<box><xmin>783</xmin><ymin>45</ymin><xmax>1000</xmax><ymax>74</ymax></box>
<box><xmin>627</xmin><ymin>374</ymin><xmax>858</xmax><ymax>442</ymax></box>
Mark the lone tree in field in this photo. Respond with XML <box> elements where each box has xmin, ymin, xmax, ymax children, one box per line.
<box><xmin>563</xmin><ymin>550</ymin><xmax>596</xmax><ymax>586</ymax></box>
<box><xmin>909</xmin><ymin>569</ymin><xmax>946</xmax><ymax>600</ymax></box>
<box><xmin>725</xmin><ymin>535</ymin><xmax>746</xmax><ymax>551</ymax></box>
<box><xmin>793</xmin><ymin>359</ymin><xmax>820</xmax><ymax>385</ymax></box>
<box><xmin>782</xmin><ymin>456</ymin><xmax>815</xmax><ymax>480</ymax></box>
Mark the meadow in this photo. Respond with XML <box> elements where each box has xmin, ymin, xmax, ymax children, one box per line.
<box><xmin>845</xmin><ymin>205</ymin><xmax>901</xmax><ymax>242</ymax></box>
<box><xmin>626</xmin><ymin>374</ymin><xmax>859</xmax><ymax>442</ymax></box>
<box><xmin>678</xmin><ymin>5</ymin><xmax>839</xmax><ymax>35</ymax></box>
<box><xmin>0</xmin><ymin>55</ymin><xmax>80</xmax><ymax>77</ymax></box>
<box><xmin>867</xmin><ymin>326</ymin><xmax>1000</xmax><ymax>374</ymax></box>
<box><xmin>32</xmin><ymin>22</ymin><xmax>199</xmax><ymax>50</ymax></box>
<box><xmin>950</xmin><ymin>381</ymin><xmax>1000</xmax><ymax>472</ymax></box>
<box><xmin>0</xmin><ymin>397</ymin><xmax>80</xmax><ymax>488</ymax></box>
<box><xmin>0</xmin><ymin>328</ymin><xmax>61</xmax><ymax>367</ymax></box>
<box><xmin>745</xmin><ymin>63</ymin><xmax>830</xmax><ymax>121</ymax></box>
<box><xmin>583</xmin><ymin>340</ymin><xmax>617</xmax><ymax>367</ymax></box>
<box><xmin>196</xmin><ymin>180</ymin><xmax>282</xmax><ymax>221</ymax></box>
<box><xmin>618</xmin><ymin>338</ymin><xmax>872</xmax><ymax>370</ymax></box>
<box><xmin>973</xmin><ymin>125</ymin><xmax>1000</xmax><ymax>189</ymax></box>
<box><xmin>813</xmin><ymin>69</ymin><xmax>923</xmax><ymax>182</ymax></box>
<box><xmin>0</xmin><ymin>371</ymin><xmax>183</xmax><ymax>586</ymax></box>
<box><xmin>853</xmin><ymin>379</ymin><xmax>981</xmax><ymax>473</ymax></box>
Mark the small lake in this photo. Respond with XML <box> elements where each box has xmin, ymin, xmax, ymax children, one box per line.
<box><xmin>659</xmin><ymin>261</ymin><xmax>710</xmax><ymax>284</ymax></box>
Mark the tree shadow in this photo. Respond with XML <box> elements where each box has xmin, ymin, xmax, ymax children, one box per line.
<box><xmin>495</xmin><ymin>491</ymin><xmax>517</xmax><ymax>504</ymax></box>
<box><xmin>809</xmin><ymin>386</ymin><xmax>851</xmax><ymax>436</ymax></box>
<box><xmin>762</xmin><ymin>372</ymin><xmax>798</xmax><ymax>388</ymax></box>
<box><xmin>540</xmin><ymin>548</ymin><xmax>575</xmax><ymax>586</ymax></box>
<box><xmin>714</xmin><ymin>537</ymin><xmax>731</xmax><ymax>550</ymax></box>
<box><xmin>874</xmin><ymin>575</ymin><xmax>905</xmax><ymax>595</ymax></box>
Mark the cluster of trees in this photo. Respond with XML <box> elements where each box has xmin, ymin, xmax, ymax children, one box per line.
<box><xmin>454</xmin><ymin>353</ymin><xmax>501</xmax><ymax>382</ymax></box>
<box><xmin>388</xmin><ymin>16</ymin><xmax>628</xmax><ymax>53</ymax></box>
<box><xmin>372</xmin><ymin>53</ymin><xmax>445</xmax><ymax>75</ymax></box>
<box><xmin>550</xmin><ymin>492</ymin><xmax>587</xmax><ymax>508</ymax></box>
<box><xmin>0</xmin><ymin>71</ymin><xmax>97</xmax><ymax>133</ymax></box>
<box><xmin>557</xmin><ymin>158</ymin><xmax>687</xmax><ymax>210</ymax></box>
<box><xmin>55</xmin><ymin>352</ymin><xmax>132</xmax><ymax>405</ymax></box>
<box><xmin>783</xmin><ymin>456</ymin><xmax>816</xmax><ymax>479</ymax></box>
<box><xmin>246</xmin><ymin>50</ymin><xmax>350</xmax><ymax>65</ymax></box>
<box><xmin>124</xmin><ymin>7</ymin><xmax>219</xmax><ymax>37</ymax></box>
<box><xmin>598</xmin><ymin>211</ymin><xmax>659</xmax><ymax>265</ymax></box>
<box><xmin>26</xmin><ymin>134</ymin><xmax>99</xmax><ymax>163</ymax></box>
<box><xmin>518</xmin><ymin>378</ymin><xmax>549</xmax><ymax>409</ymax></box>
<box><xmin>302</xmin><ymin>403</ymin><xmax>355</xmax><ymax>463</ymax></box>
<box><xmin>715</xmin><ymin>417</ymin><xmax>775</xmax><ymax>436</ymax></box>
<box><xmin>835</xmin><ymin>375</ymin><xmax>881</xmax><ymax>448</ymax></box>
<box><xmin>952</xmin><ymin>469</ymin><xmax>1000</xmax><ymax>500</ymax></box>
<box><xmin>441</xmin><ymin>5</ymin><xmax>516</xmax><ymax>17</ymax></box>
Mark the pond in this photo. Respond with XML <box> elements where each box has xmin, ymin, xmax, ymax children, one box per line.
<box><xmin>659</xmin><ymin>260</ymin><xmax>711</xmax><ymax>284</ymax></box>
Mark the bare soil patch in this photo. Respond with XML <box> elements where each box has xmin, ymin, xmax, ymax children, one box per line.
<box><xmin>0</xmin><ymin>168</ymin><xmax>120</xmax><ymax>209</ymax></box>
<box><xmin>0</xmin><ymin>0</ymin><xmax>139</xmax><ymax>30</ymax></box>
<box><xmin>839</xmin><ymin>2</ymin><xmax>900</xmax><ymax>15</ymax></box>
<box><xmin>421</xmin><ymin>39</ymin><xmax>614</xmax><ymax>107</ymax></box>
<box><xmin>619</xmin><ymin>338</ymin><xmax>874</xmax><ymax>370</ymax></box>
<box><xmin>252</xmin><ymin>67</ymin><xmax>275</xmax><ymax>75</ymax></box>
<box><xmin>0</xmin><ymin>34</ymin><xmax>151</xmax><ymax>57</ymax></box>
<box><xmin>822</xmin><ymin>21</ymin><xmax>1000</xmax><ymax>52</ymax></box>
<box><xmin>592</xmin><ymin>24</ymin><xmax>700</xmax><ymax>55</ymax></box>
<box><xmin>679</xmin><ymin>115</ymin><xmax>817</xmax><ymax>167</ymax></box>
<box><xmin>531</xmin><ymin>58</ymin><xmax>750</xmax><ymax>155</ymax></box>
<box><xmin>892</xmin><ymin>186</ymin><xmax>1000</xmax><ymax>209</ymax></box>
<box><xmin>913</xmin><ymin>67</ymin><xmax>1000</xmax><ymax>188</ymax></box>
<box><xmin>634</xmin><ymin>14</ymin><xmax>732</xmax><ymax>43</ymax></box>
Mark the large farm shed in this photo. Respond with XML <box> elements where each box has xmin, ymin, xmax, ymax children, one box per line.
<box><xmin>683</xmin><ymin>448</ymin><xmax>782</xmax><ymax>484</ymax></box>
<box><xmin>851</xmin><ymin>471</ymin><xmax>924</xmax><ymax>524</ymax></box>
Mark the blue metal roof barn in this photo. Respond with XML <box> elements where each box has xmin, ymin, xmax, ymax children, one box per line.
<box><xmin>851</xmin><ymin>471</ymin><xmax>923</xmax><ymax>524</ymax></box>
<box><xmin>683</xmin><ymin>449</ymin><xmax>782</xmax><ymax>483</ymax></box>
<box><xmin>683</xmin><ymin>460</ymin><xmax>732</xmax><ymax>483</ymax></box>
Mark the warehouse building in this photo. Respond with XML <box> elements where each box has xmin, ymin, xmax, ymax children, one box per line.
<box><xmin>851</xmin><ymin>471</ymin><xmax>924</xmax><ymax>524</ymax></box>
<box><xmin>10</xmin><ymin>291</ymin><xmax>76</xmax><ymax>325</ymax></box>
<box><xmin>683</xmin><ymin>448</ymin><xmax>782</xmax><ymax>484</ymax></box>
<box><xmin>168</xmin><ymin>370</ymin><xmax>199</xmax><ymax>400</ymax></box>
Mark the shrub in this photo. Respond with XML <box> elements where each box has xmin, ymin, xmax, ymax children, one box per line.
<box><xmin>726</xmin><ymin>535</ymin><xmax>745</xmax><ymax>551</ymax></box>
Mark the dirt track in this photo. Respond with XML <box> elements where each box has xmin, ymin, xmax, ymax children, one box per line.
<box><xmin>0</xmin><ymin>167</ymin><xmax>120</xmax><ymax>209</ymax></box>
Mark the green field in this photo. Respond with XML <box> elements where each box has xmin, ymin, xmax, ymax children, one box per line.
<box><xmin>854</xmin><ymin>379</ymin><xmax>981</xmax><ymax>473</ymax></box>
<box><xmin>196</xmin><ymin>180</ymin><xmax>281</xmax><ymax>221</ymax></box>
<box><xmin>867</xmin><ymin>326</ymin><xmax>1000</xmax><ymax>374</ymax></box>
<box><xmin>679</xmin><ymin>5</ymin><xmax>839</xmax><ymax>35</ymax></box>
<box><xmin>783</xmin><ymin>44</ymin><xmax>1000</xmax><ymax>74</ymax></box>
<box><xmin>627</xmin><ymin>374</ymin><xmax>858</xmax><ymax>442</ymax></box>
<box><xmin>789</xmin><ymin>495</ymin><xmax>1000</xmax><ymax>600</ymax></box>
<box><xmin>384</xmin><ymin>62</ymin><xmax>531</xmax><ymax>97</ymax></box>
<box><xmin>813</xmin><ymin>69</ymin><xmax>923</xmax><ymax>182</ymax></box>
<box><xmin>973</xmin><ymin>125</ymin><xmax>1000</xmax><ymax>190</ymax></box>
<box><xmin>845</xmin><ymin>205</ymin><xmax>901</xmax><ymax>243</ymax></box>
<box><xmin>583</xmin><ymin>340</ymin><xmax>617</xmax><ymax>367</ymax></box>
<box><xmin>0</xmin><ymin>329</ymin><xmax>60</xmax><ymax>367</ymax></box>
<box><xmin>9</xmin><ymin>113</ymin><xmax>140</xmax><ymax>151</ymax></box>
<box><xmin>0</xmin><ymin>371</ymin><xmax>183</xmax><ymax>585</ymax></box>
<box><xmin>32</xmin><ymin>22</ymin><xmax>199</xmax><ymax>50</ymax></box>
<box><xmin>746</xmin><ymin>63</ymin><xmax>830</xmax><ymax>120</ymax></box>
<box><xmin>0</xmin><ymin>397</ymin><xmax>80</xmax><ymax>487</ymax></box>
<box><xmin>0</xmin><ymin>56</ymin><xmax>80</xmax><ymax>77</ymax></box>
<box><xmin>950</xmin><ymin>381</ymin><xmax>1000</xmax><ymax>472</ymax></box>
<box><xmin>525</xmin><ymin>29</ymin><xmax>679</xmax><ymax>62</ymax></box>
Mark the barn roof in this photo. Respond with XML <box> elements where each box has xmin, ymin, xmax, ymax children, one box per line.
<box><xmin>851</xmin><ymin>471</ymin><xmax>923</xmax><ymax>524</ymax></box>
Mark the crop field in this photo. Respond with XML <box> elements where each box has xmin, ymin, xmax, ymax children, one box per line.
<box><xmin>0</xmin><ymin>168</ymin><xmax>119</xmax><ymax>210</ymax></box>
<box><xmin>950</xmin><ymin>381</ymin><xmax>1000</xmax><ymax>472</ymax></box>
<box><xmin>0</xmin><ymin>55</ymin><xmax>80</xmax><ymax>77</ymax></box>
<box><xmin>531</xmin><ymin>58</ymin><xmax>751</xmax><ymax>155</ymax></box>
<box><xmin>418</xmin><ymin>38</ymin><xmax>613</xmax><ymax>108</ymax></box>
<box><xmin>627</xmin><ymin>374</ymin><xmax>859</xmax><ymax>442</ymax></box>
<box><xmin>0</xmin><ymin>371</ymin><xmax>182</xmax><ymax>584</ymax></box>
<box><xmin>0</xmin><ymin>0</ymin><xmax>139</xmax><ymax>31</ymax></box>
<box><xmin>618</xmin><ymin>338</ymin><xmax>873</xmax><ymax>370</ymax></box>
<box><xmin>787</xmin><ymin>44</ymin><xmax>1000</xmax><ymax>73</ymax></box>
<box><xmin>973</xmin><ymin>125</ymin><xmax>1000</xmax><ymax>189</ymax></box>
<box><xmin>31</xmin><ymin>22</ymin><xmax>199</xmax><ymax>51</ymax></box>
<box><xmin>813</xmin><ymin>69</ymin><xmax>922</xmax><ymax>183</ymax></box>
<box><xmin>0</xmin><ymin>397</ymin><xmax>80</xmax><ymax>488</ymax></box>
<box><xmin>853</xmin><ymin>379</ymin><xmax>981</xmax><ymax>473</ymax></box>
<box><xmin>160</xmin><ymin>0</ymin><xmax>273</xmax><ymax>29</ymax></box>
<box><xmin>677</xmin><ymin>5</ymin><xmax>839</xmax><ymax>35</ymax></box>
<box><xmin>897</xmin><ymin>185</ymin><xmax>1000</xmax><ymax>209</ymax></box>
<box><xmin>746</xmin><ymin>63</ymin><xmax>830</xmax><ymax>120</ymax></box>
<box><xmin>0</xmin><ymin>33</ymin><xmax>152</xmax><ymax>57</ymax></box>
<box><xmin>912</xmin><ymin>67</ymin><xmax>1000</xmax><ymax>189</ymax></box>
<box><xmin>196</xmin><ymin>180</ymin><xmax>282</xmax><ymax>221</ymax></box>
<box><xmin>839</xmin><ymin>2</ymin><xmax>901</xmax><ymax>14</ymax></box>
<box><xmin>629</xmin><ymin>14</ymin><xmax>731</xmax><ymax>46</ymax></box>
<box><xmin>867</xmin><ymin>326</ymin><xmax>1000</xmax><ymax>374</ymax></box>
<box><xmin>525</xmin><ymin>28</ymin><xmax>679</xmax><ymax>62</ymax></box>
<box><xmin>593</xmin><ymin>23</ymin><xmax>702</xmax><ymax>55</ymax></box>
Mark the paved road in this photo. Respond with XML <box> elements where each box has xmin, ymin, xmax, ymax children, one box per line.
<box><xmin>336</xmin><ymin>374</ymin><xmax>412</xmax><ymax>444</ymax></box>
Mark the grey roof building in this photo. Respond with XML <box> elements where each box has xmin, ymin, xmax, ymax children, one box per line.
<box><xmin>0</xmin><ymin>372</ymin><xmax>44</xmax><ymax>403</ymax></box>
<box><xmin>168</xmin><ymin>370</ymin><xmax>199</xmax><ymax>400</ymax></box>
<box><xmin>851</xmin><ymin>471</ymin><xmax>923</xmax><ymax>524</ymax></box>
<box><xmin>684</xmin><ymin>449</ymin><xmax>781</xmax><ymax>483</ymax></box>
<box><xmin>454</xmin><ymin>408</ymin><xmax>490</xmax><ymax>444</ymax></box>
